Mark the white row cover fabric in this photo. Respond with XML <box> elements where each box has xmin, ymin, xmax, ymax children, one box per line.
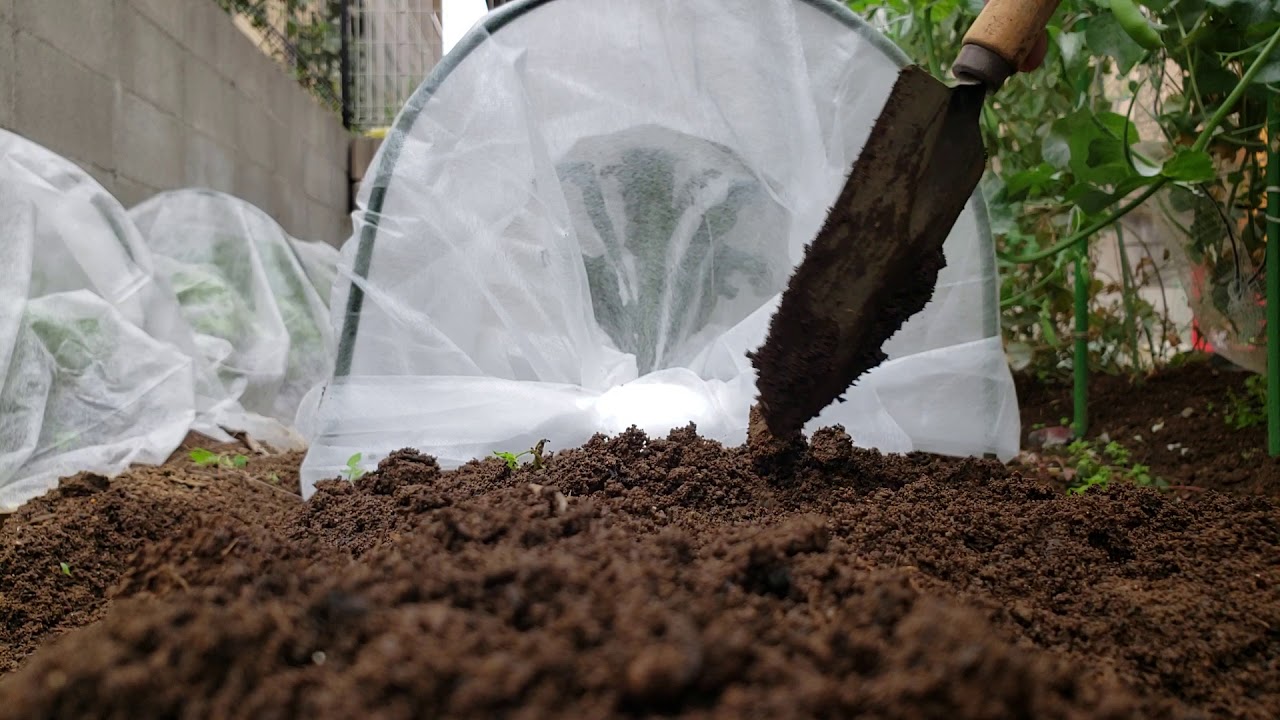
<box><xmin>298</xmin><ymin>0</ymin><xmax>1021</xmax><ymax>497</ymax></box>
<box><xmin>0</xmin><ymin>131</ymin><xmax>337</xmax><ymax>511</ymax></box>
<box><xmin>130</xmin><ymin>189</ymin><xmax>339</xmax><ymax>427</ymax></box>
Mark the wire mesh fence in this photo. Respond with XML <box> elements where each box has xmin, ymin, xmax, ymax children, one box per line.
<box><xmin>344</xmin><ymin>0</ymin><xmax>444</xmax><ymax>131</ymax></box>
<box><xmin>217</xmin><ymin>0</ymin><xmax>443</xmax><ymax>132</ymax></box>
<box><xmin>217</xmin><ymin>0</ymin><xmax>345</xmax><ymax>114</ymax></box>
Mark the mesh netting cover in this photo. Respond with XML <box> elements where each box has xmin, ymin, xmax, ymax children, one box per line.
<box><xmin>0</xmin><ymin>131</ymin><xmax>338</xmax><ymax>510</ymax></box>
<box><xmin>297</xmin><ymin>0</ymin><xmax>1021</xmax><ymax>495</ymax></box>
<box><xmin>1152</xmin><ymin>184</ymin><xmax>1267</xmax><ymax>372</ymax></box>
<box><xmin>130</xmin><ymin>189</ymin><xmax>339</xmax><ymax>426</ymax></box>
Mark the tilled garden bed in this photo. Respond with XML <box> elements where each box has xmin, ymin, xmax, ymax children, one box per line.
<box><xmin>1</xmin><ymin>411</ymin><xmax>1277</xmax><ymax>719</ymax></box>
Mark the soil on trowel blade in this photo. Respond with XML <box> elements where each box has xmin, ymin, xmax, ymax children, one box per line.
<box><xmin>2</xmin><ymin>424</ymin><xmax>1278</xmax><ymax>719</ymax></box>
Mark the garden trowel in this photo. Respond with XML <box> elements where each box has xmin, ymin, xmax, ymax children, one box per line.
<box><xmin>749</xmin><ymin>0</ymin><xmax>1061</xmax><ymax>438</ymax></box>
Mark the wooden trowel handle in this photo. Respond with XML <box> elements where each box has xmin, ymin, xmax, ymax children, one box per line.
<box><xmin>954</xmin><ymin>0</ymin><xmax>1061</xmax><ymax>89</ymax></box>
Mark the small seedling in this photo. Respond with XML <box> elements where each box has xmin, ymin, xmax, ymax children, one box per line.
<box><xmin>59</xmin><ymin>562</ymin><xmax>71</xmax><ymax>577</ymax></box>
<box><xmin>341</xmin><ymin>453</ymin><xmax>367</xmax><ymax>481</ymax></box>
<box><xmin>493</xmin><ymin>450</ymin><xmax>524</xmax><ymax>471</ymax></box>
<box><xmin>1062</xmin><ymin>438</ymin><xmax>1164</xmax><ymax>495</ymax></box>
<box><xmin>1223</xmin><ymin>375</ymin><xmax>1266</xmax><ymax>430</ymax></box>
<box><xmin>493</xmin><ymin>439</ymin><xmax>550</xmax><ymax>472</ymax></box>
<box><xmin>268</xmin><ymin>473</ymin><xmax>281</xmax><ymax>485</ymax></box>
<box><xmin>189</xmin><ymin>448</ymin><xmax>249</xmax><ymax>469</ymax></box>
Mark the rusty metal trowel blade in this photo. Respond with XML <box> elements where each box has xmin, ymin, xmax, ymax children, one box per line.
<box><xmin>747</xmin><ymin>65</ymin><xmax>989</xmax><ymax>437</ymax></box>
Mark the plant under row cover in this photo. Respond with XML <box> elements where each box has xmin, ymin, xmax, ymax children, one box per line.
<box><xmin>295</xmin><ymin>0</ymin><xmax>1022</xmax><ymax>497</ymax></box>
<box><xmin>0</xmin><ymin>130</ymin><xmax>338</xmax><ymax>511</ymax></box>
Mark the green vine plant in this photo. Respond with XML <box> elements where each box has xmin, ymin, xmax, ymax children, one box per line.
<box><xmin>848</xmin><ymin>0</ymin><xmax>1280</xmax><ymax>381</ymax></box>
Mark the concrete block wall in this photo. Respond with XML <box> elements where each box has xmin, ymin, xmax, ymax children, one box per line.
<box><xmin>0</xmin><ymin>0</ymin><xmax>352</xmax><ymax>246</ymax></box>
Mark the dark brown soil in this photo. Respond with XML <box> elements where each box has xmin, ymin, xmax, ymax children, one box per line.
<box><xmin>1</xmin><ymin>421</ymin><xmax>1278</xmax><ymax>719</ymax></box>
<box><xmin>0</xmin><ymin>431</ymin><xmax>304</xmax><ymax>675</ymax></box>
<box><xmin>1018</xmin><ymin>358</ymin><xmax>1280</xmax><ymax>498</ymax></box>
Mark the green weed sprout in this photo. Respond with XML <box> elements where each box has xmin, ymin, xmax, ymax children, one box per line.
<box><xmin>1224</xmin><ymin>375</ymin><xmax>1267</xmax><ymax>430</ymax></box>
<box><xmin>189</xmin><ymin>448</ymin><xmax>248</xmax><ymax>469</ymax></box>
<box><xmin>493</xmin><ymin>439</ymin><xmax>549</xmax><ymax>471</ymax></box>
<box><xmin>59</xmin><ymin>562</ymin><xmax>71</xmax><ymax>577</ymax></box>
<box><xmin>341</xmin><ymin>453</ymin><xmax>367</xmax><ymax>481</ymax></box>
<box><xmin>1065</xmin><ymin>438</ymin><xmax>1162</xmax><ymax>495</ymax></box>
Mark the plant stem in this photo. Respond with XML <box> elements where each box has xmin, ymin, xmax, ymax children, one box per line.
<box><xmin>1115</xmin><ymin>223</ymin><xmax>1143</xmax><ymax>372</ymax></box>
<box><xmin>1002</xmin><ymin>25</ymin><xmax>1280</xmax><ymax>265</ymax></box>
<box><xmin>1001</xmin><ymin>183</ymin><xmax>1165</xmax><ymax>263</ymax></box>
<box><xmin>1267</xmin><ymin>93</ymin><xmax>1280</xmax><ymax>456</ymax></box>
<box><xmin>1074</xmin><ymin>250</ymin><xmax>1090</xmax><ymax>438</ymax></box>
<box><xmin>999</xmin><ymin>265</ymin><xmax>1062</xmax><ymax>308</ymax></box>
<box><xmin>1193</xmin><ymin>26</ymin><xmax>1280</xmax><ymax>153</ymax></box>
<box><xmin>919</xmin><ymin>5</ymin><xmax>941</xmax><ymax>79</ymax></box>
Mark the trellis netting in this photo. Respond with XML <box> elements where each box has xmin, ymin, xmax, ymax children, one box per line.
<box><xmin>0</xmin><ymin>131</ymin><xmax>337</xmax><ymax>511</ymax></box>
<box><xmin>297</xmin><ymin>0</ymin><xmax>1020</xmax><ymax>496</ymax></box>
<box><xmin>130</xmin><ymin>189</ymin><xmax>339</xmax><ymax>427</ymax></box>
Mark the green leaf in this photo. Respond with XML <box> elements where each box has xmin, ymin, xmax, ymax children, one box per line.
<box><xmin>1042</xmin><ymin>127</ymin><xmax>1072</xmax><ymax>171</ymax></box>
<box><xmin>1004</xmin><ymin>164</ymin><xmax>1059</xmax><ymax>198</ymax></box>
<box><xmin>1254</xmin><ymin>57</ymin><xmax>1280</xmax><ymax>85</ymax></box>
<box><xmin>1044</xmin><ymin>109</ymin><xmax>1145</xmax><ymax>189</ymax></box>
<box><xmin>1114</xmin><ymin>173</ymin><xmax>1161</xmax><ymax>196</ymax></box>
<box><xmin>189</xmin><ymin>448</ymin><xmax>218</xmax><ymax>466</ymax></box>
<box><xmin>1083</xmin><ymin>12</ymin><xmax>1149</xmax><ymax>74</ymax></box>
<box><xmin>1055</xmin><ymin>30</ymin><xmax>1088</xmax><ymax>68</ymax></box>
<box><xmin>1161</xmin><ymin>148</ymin><xmax>1217</xmax><ymax>182</ymax></box>
<box><xmin>232</xmin><ymin>454</ymin><xmax>249</xmax><ymax>468</ymax></box>
<box><xmin>1065</xmin><ymin>183</ymin><xmax>1117</xmax><ymax>214</ymax></box>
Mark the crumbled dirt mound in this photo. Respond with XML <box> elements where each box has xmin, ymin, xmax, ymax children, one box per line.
<box><xmin>0</xmin><ymin>432</ymin><xmax>304</xmax><ymax>674</ymax></box>
<box><xmin>1018</xmin><ymin>358</ymin><xmax>1280</xmax><ymax>497</ymax></box>
<box><xmin>2</xmin><ymin>425</ymin><xmax>1277</xmax><ymax>719</ymax></box>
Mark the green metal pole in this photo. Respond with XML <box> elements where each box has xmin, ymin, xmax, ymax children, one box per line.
<box><xmin>1074</xmin><ymin>249</ymin><xmax>1089</xmax><ymax>438</ymax></box>
<box><xmin>1267</xmin><ymin>95</ymin><xmax>1280</xmax><ymax>456</ymax></box>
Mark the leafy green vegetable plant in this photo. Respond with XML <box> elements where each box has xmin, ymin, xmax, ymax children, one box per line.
<box><xmin>189</xmin><ymin>448</ymin><xmax>249</xmax><ymax>469</ymax></box>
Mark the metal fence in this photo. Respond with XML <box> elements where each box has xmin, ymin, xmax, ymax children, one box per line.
<box><xmin>343</xmin><ymin>0</ymin><xmax>444</xmax><ymax>131</ymax></box>
<box><xmin>217</xmin><ymin>0</ymin><xmax>344</xmax><ymax>114</ymax></box>
<box><xmin>218</xmin><ymin>0</ymin><xmax>443</xmax><ymax>132</ymax></box>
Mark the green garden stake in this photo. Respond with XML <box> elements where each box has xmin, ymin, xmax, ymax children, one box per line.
<box><xmin>1267</xmin><ymin>95</ymin><xmax>1280</xmax><ymax>457</ymax></box>
<box><xmin>1073</xmin><ymin>249</ymin><xmax>1089</xmax><ymax>438</ymax></box>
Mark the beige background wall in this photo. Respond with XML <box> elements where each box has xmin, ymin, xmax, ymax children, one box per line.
<box><xmin>0</xmin><ymin>0</ymin><xmax>352</xmax><ymax>245</ymax></box>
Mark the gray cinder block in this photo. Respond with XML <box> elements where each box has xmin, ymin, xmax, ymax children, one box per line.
<box><xmin>13</xmin><ymin>32</ymin><xmax>115</xmax><ymax>170</ymax></box>
<box><xmin>117</xmin><ymin>4</ymin><xmax>183</xmax><ymax>113</ymax></box>
<box><xmin>116</xmin><ymin>91</ymin><xmax>184</xmax><ymax>189</ymax></box>
<box><xmin>14</xmin><ymin>0</ymin><xmax>116</xmax><ymax>76</ymax></box>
